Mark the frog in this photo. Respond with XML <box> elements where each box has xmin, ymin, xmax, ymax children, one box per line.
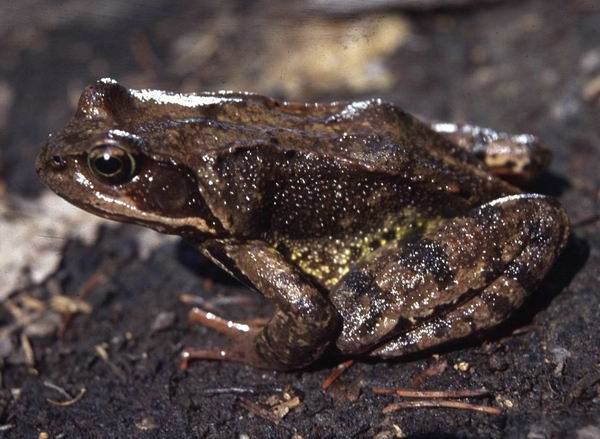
<box><xmin>36</xmin><ymin>78</ymin><xmax>570</xmax><ymax>371</ymax></box>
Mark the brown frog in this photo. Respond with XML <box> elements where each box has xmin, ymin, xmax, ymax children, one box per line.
<box><xmin>36</xmin><ymin>78</ymin><xmax>569</xmax><ymax>370</ymax></box>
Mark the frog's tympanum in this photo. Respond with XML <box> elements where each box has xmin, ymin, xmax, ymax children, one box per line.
<box><xmin>37</xmin><ymin>78</ymin><xmax>569</xmax><ymax>370</ymax></box>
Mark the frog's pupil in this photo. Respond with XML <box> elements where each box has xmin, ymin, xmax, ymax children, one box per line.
<box><xmin>94</xmin><ymin>154</ymin><xmax>122</xmax><ymax>176</ymax></box>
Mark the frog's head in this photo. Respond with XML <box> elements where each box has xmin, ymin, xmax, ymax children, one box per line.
<box><xmin>36</xmin><ymin>78</ymin><xmax>226</xmax><ymax>240</ymax></box>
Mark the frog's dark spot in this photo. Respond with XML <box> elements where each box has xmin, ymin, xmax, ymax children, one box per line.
<box><xmin>350</xmin><ymin>246</ymin><xmax>362</xmax><ymax>259</ymax></box>
<box><xmin>284</xmin><ymin>150</ymin><xmax>296</xmax><ymax>159</ymax></box>
<box><xmin>392</xmin><ymin>316</ymin><xmax>415</xmax><ymax>333</ymax></box>
<box><xmin>383</xmin><ymin>229</ymin><xmax>396</xmax><ymax>241</ymax></box>
<box><xmin>482</xmin><ymin>292</ymin><xmax>513</xmax><ymax>321</ymax></box>
<box><xmin>484</xmin><ymin>259</ymin><xmax>506</xmax><ymax>283</ymax></box>
<box><xmin>369</xmin><ymin>239</ymin><xmax>381</xmax><ymax>250</ymax></box>
<box><xmin>269</xmin><ymin>136</ymin><xmax>280</xmax><ymax>146</ymax></box>
<box><xmin>527</xmin><ymin>221</ymin><xmax>547</xmax><ymax>245</ymax></box>
<box><xmin>503</xmin><ymin>159</ymin><xmax>517</xmax><ymax>169</ymax></box>
<box><xmin>348</xmin><ymin>285</ymin><xmax>391</xmax><ymax>338</ymax></box>
<box><xmin>202</xmin><ymin>103</ymin><xmax>222</xmax><ymax>122</ymax></box>
<box><xmin>462</xmin><ymin>314</ymin><xmax>475</xmax><ymax>330</ymax></box>
<box><xmin>274</xmin><ymin>241</ymin><xmax>290</xmax><ymax>259</ymax></box>
<box><xmin>432</xmin><ymin>320</ymin><xmax>452</xmax><ymax>339</ymax></box>
<box><xmin>505</xmin><ymin>260</ymin><xmax>527</xmax><ymax>280</ymax></box>
<box><xmin>341</xmin><ymin>270</ymin><xmax>374</xmax><ymax>297</ymax></box>
<box><xmin>399</xmin><ymin>239</ymin><xmax>453</xmax><ymax>288</ymax></box>
<box><xmin>506</xmin><ymin>260</ymin><xmax>540</xmax><ymax>290</ymax></box>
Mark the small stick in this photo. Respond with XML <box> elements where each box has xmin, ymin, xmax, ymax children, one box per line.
<box><xmin>43</xmin><ymin>381</ymin><xmax>72</xmax><ymax>400</ymax></box>
<box><xmin>47</xmin><ymin>388</ymin><xmax>86</xmax><ymax>407</ymax></box>
<box><xmin>321</xmin><ymin>360</ymin><xmax>354</xmax><ymax>391</ymax></box>
<box><xmin>372</xmin><ymin>387</ymin><xmax>489</xmax><ymax>399</ymax></box>
<box><xmin>20</xmin><ymin>333</ymin><xmax>34</xmax><ymax>367</ymax></box>
<box><xmin>572</xmin><ymin>214</ymin><xmax>599</xmax><ymax>228</ymax></box>
<box><xmin>410</xmin><ymin>359</ymin><xmax>448</xmax><ymax>388</ymax></box>
<box><xmin>383</xmin><ymin>399</ymin><xmax>502</xmax><ymax>416</ymax></box>
<box><xmin>77</xmin><ymin>270</ymin><xmax>108</xmax><ymax>298</ymax></box>
<box><xmin>199</xmin><ymin>386</ymin><xmax>284</xmax><ymax>395</ymax></box>
<box><xmin>238</xmin><ymin>397</ymin><xmax>291</xmax><ymax>429</ymax></box>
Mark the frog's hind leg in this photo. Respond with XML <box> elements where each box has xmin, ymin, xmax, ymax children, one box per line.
<box><xmin>368</xmin><ymin>194</ymin><xmax>569</xmax><ymax>359</ymax></box>
<box><xmin>330</xmin><ymin>194</ymin><xmax>568</xmax><ymax>358</ymax></box>
<box><xmin>371</xmin><ymin>271</ymin><xmax>539</xmax><ymax>358</ymax></box>
<box><xmin>429</xmin><ymin>121</ymin><xmax>551</xmax><ymax>184</ymax></box>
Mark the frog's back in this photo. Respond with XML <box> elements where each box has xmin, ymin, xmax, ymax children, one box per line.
<box><xmin>56</xmin><ymin>80</ymin><xmax>519</xmax><ymax>288</ymax></box>
<box><xmin>196</xmin><ymin>98</ymin><xmax>520</xmax><ymax>287</ymax></box>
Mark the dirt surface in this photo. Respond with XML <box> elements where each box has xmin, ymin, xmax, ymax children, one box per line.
<box><xmin>1</xmin><ymin>0</ymin><xmax>599</xmax><ymax>437</ymax></box>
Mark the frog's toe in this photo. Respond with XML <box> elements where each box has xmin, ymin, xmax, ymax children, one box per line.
<box><xmin>187</xmin><ymin>306</ymin><xmax>265</xmax><ymax>336</ymax></box>
<box><xmin>179</xmin><ymin>307</ymin><xmax>273</xmax><ymax>369</ymax></box>
<box><xmin>178</xmin><ymin>336</ymin><xmax>269</xmax><ymax>370</ymax></box>
<box><xmin>178</xmin><ymin>336</ymin><xmax>278</xmax><ymax>370</ymax></box>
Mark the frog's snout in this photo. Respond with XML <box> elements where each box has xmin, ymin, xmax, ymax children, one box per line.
<box><xmin>36</xmin><ymin>141</ymin><xmax>68</xmax><ymax>177</ymax></box>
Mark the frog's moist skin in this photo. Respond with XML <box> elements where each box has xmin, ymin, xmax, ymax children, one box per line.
<box><xmin>36</xmin><ymin>78</ymin><xmax>570</xmax><ymax>370</ymax></box>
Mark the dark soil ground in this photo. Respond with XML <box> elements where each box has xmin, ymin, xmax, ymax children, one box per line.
<box><xmin>1</xmin><ymin>0</ymin><xmax>599</xmax><ymax>437</ymax></box>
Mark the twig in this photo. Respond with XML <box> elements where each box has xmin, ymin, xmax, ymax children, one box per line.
<box><xmin>94</xmin><ymin>344</ymin><xmax>127</xmax><ymax>382</ymax></box>
<box><xmin>238</xmin><ymin>397</ymin><xmax>292</xmax><ymax>429</ymax></box>
<box><xmin>383</xmin><ymin>399</ymin><xmax>502</xmax><ymax>415</ymax></box>
<box><xmin>43</xmin><ymin>381</ymin><xmax>72</xmax><ymax>400</ymax></box>
<box><xmin>47</xmin><ymin>388</ymin><xmax>86</xmax><ymax>407</ymax></box>
<box><xmin>567</xmin><ymin>370</ymin><xmax>600</xmax><ymax>404</ymax></box>
<box><xmin>572</xmin><ymin>214</ymin><xmax>599</xmax><ymax>228</ymax></box>
<box><xmin>372</xmin><ymin>387</ymin><xmax>489</xmax><ymax>399</ymax></box>
<box><xmin>410</xmin><ymin>359</ymin><xmax>448</xmax><ymax>388</ymax></box>
<box><xmin>199</xmin><ymin>386</ymin><xmax>284</xmax><ymax>395</ymax></box>
<box><xmin>321</xmin><ymin>360</ymin><xmax>354</xmax><ymax>390</ymax></box>
<box><xmin>20</xmin><ymin>333</ymin><xmax>34</xmax><ymax>367</ymax></box>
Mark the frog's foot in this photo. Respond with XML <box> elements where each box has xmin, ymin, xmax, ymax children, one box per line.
<box><xmin>429</xmin><ymin>121</ymin><xmax>551</xmax><ymax>183</ymax></box>
<box><xmin>179</xmin><ymin>307</ymin><xmax>270</xmax><ymax>369</ymax></box>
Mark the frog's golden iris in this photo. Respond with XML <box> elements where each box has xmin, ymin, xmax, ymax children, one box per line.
<box><xmin>87</xmin><ymin>142</ymin><xmax>137</xmax><ymax>185</ymax></box>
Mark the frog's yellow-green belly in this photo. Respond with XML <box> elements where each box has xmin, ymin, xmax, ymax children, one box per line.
<box><xmin>273</xmin><ymin>208</ymin><xmax>442</xmax><ymax>287</ymax></box>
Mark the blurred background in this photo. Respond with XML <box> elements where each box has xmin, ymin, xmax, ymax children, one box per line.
<box><xmin>0</xmin><ymin>1</ymin><xmax>599</xmax><ymax>437</ymax></box>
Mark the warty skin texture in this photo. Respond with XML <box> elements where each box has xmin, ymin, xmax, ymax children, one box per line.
<box><xmin>37</xmin><ymin>79</ymin><xmax>569</xmax><ymax>369</ymax></box>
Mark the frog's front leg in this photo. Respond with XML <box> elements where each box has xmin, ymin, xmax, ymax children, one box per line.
<box><xmin>430</xmin><ymin>121</ymin><xmax>551</xmax><ymax>183</ymax></box>
<box><xmin>182</xmin><ymin>240</ymin><xmax>340</xmax><ymax>370</ymax></box>
<box><xmin>331</xmin><ymin>194</ymin><xmax>569</xmax><ymax>358</ymax></box>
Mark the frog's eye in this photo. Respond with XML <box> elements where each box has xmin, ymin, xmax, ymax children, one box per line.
<box><xmin>87</xmin><ymin>144</ymin><xmax>137</xmax><ymax>185</ymax></box>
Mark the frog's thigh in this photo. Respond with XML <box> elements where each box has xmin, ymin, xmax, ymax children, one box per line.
<box><xmin>429</xmin><ymin>121</ymin><xmax>551</xmax><ymax>182</ymax></box>
<box><xmin>332</xmin><ymin>193</ymin><xmax>568</xmax><ymax>357</ymax></box>
<box><xmin>370</xmin><ymin>194</ymin><xmax>569</xmax><ymax>358</ymax></box>
<box><xmin>372</xmin><ymin>272</ymin><xmax>529</xmax><ymax>358</ymax></box>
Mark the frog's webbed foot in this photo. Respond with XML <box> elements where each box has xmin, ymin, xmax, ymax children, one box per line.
<box><xmin>429</xmin><ymin>121</ymin><xmax>551</xmax><ymax>184</ymax></box>
<box><xmin>179</xmin><ymin>307</ymin><xmax>270</xmax><ymax>369</ymax></box>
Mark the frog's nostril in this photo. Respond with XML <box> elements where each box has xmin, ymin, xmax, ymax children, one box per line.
<box><xmin>51</xmin><ymin>154</ymin><xmax>66</xmax><ymax>170</ymax></box>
